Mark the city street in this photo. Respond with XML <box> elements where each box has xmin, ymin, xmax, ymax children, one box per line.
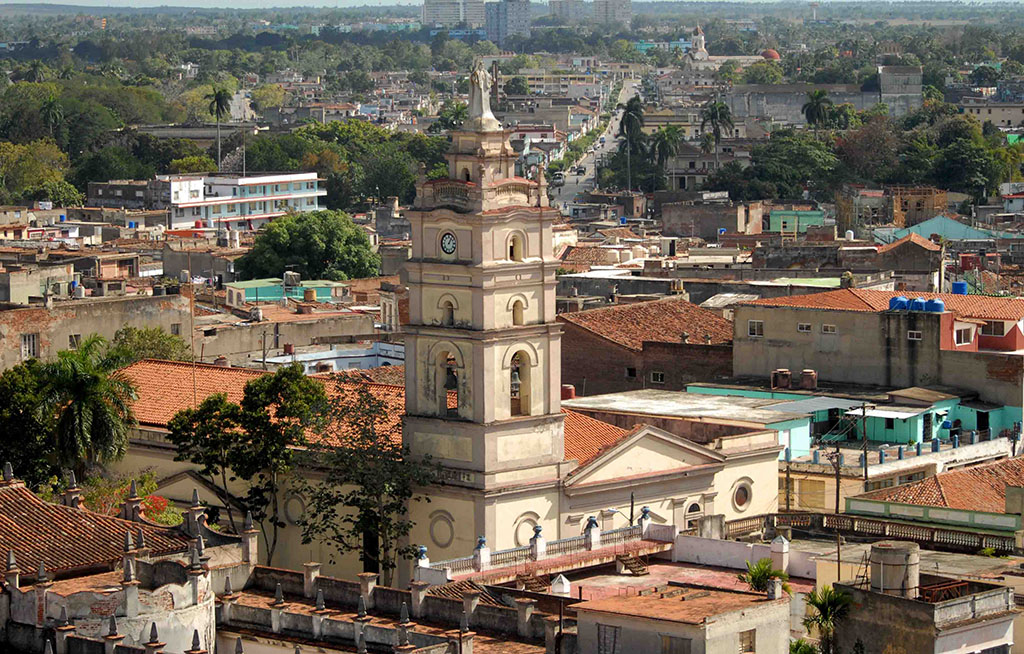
<box><xmin>551</xmin><ymin>80</ymin><xmax>637</xmax><ymax>208</ymax></box>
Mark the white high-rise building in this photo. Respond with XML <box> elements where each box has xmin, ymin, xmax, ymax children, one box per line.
<box><xmin>422</xmin><ymin>0</ymin><xmax>486</xmax><ymax>28</ymax></box>
<box><xmin>485</xmin><ymin>0</ymin><xmax>531</xmax><ymax>46</ymax></box>
<box><xmin>593</xmin><ymin>0</ymin><xmax>631</xmax><ymax>25</ymax></box>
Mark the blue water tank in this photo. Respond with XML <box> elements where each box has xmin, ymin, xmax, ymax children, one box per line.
<box><xmin>70</xmin><ymin>280</ymin><xmax>77</xmax><ymax>289</ymax></box>
<box><xmin>952</xmin><ymin>281</ymin><xmax>968</xmax><ymax>295</ymax></box>
<box><xmin>59</xmin><ymin>214</ymin><xmax>65</xmax><ymax>222</ymax></box>
<box><xmin>128</xmin><ymin>221</ymin><xmax>135</xmax><ymax>229</ymax></box>
<box><xmin>889</xmin><ymin>296</ymin><xmax>908</xmax><ymax>310</ymax></box>
<box><xmin>925</xmin><ymin>298</ymin><xmax>945</xmax><ymax>313</ymax></box>
<box><xmin>909</xmin><ymin>297</ymin><xmax>927</xmax><ymax>312</ymax></box>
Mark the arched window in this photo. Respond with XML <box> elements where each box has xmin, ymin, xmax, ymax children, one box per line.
<box><xmin>442</xmin><ymin>300</ymin><xmax>455</xmax><ymax>327</ymax></box>
<box><xmin>512</xmin><ymin>299</ymin><xmax>524</xmax><ymax>326</ymax></box>
<box><xmin>437</xmin><ymin>350</ymin><xmax>459</xmax><ymax>417</ymax></box>
<box><xmin>463</xmin><ymin>168</ymin><xmax>471</xmax><ymax>182</ymax></box>
<box><xmin>509</xmin><ymin>350</ymin><xmax>531</xmax><ymax>417</ymax></box>
<box><xmin>509</xmin><ymin>234</ymin><xmax>524</xmax><ymax>262</ymax></box>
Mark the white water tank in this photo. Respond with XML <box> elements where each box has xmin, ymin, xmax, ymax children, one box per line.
<box><xmin>870</xmin><ymin>541</ymin><xmax>920</xmax><ymax>598</ymax></box>
<box><xmin>845</xmin><ymin>230</ymin><xmax>855</xmax><ymax>241</ymax></box>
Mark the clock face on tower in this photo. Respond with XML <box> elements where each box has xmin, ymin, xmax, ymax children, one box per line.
<box><xmin>440</xmin><ymin>232</ymin><xmax>457</xmax><ymax>255</ymax></box>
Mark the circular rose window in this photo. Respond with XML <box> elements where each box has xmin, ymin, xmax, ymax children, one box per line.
<box><xmin>733</xmin><ymin>484</ymin><xmax>751</xmax><ymax>511</ymax></box>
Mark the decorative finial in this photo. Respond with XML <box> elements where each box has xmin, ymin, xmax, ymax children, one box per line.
<box><xmin>189</xmin><ymin>547</ymin><xmax>201</xmax><ymax>569</ymax></box>
<box><xmin>475</xmin><ymin>536</ymin><xmax>486</xmax><ymax>550</ymax></box>
<box><xmin>58</xmin><ymin>606</ymin><xmax>68</xmax><ymax>627</ymax></box>
<box><xmin>149</xmin><ymin>623</ymin><xmax>159</xmax><ymax>643</ymax></box>
<box><xmin>356</xmin><ymin>630</ymin><xmax>367</xmax><ymax>654</ymax></box>
<box><xmin>357</xmin><ymin>594</ymin><xmax>367</xmax><ymax>618</ymax></box>
<box><xmin>136</xmin><ymin>527</ymin><xmax>146</xmax><ymax>549</ymax></box>
<box><xmin>400</xmin><ymin>602</ymin><xmax>410</xmax><ymax>625</ymax></box>
<box><xmin>36</xmin><ymin>560</ymin><xmax>47</xmax><ymax>583</ymax></box>
<box><xmin>191</xmin><ymin>630</ymin><xmax>201</xmax><ymax>650</ymax></box>
<box><xmin>129</xmin><ymin>479</ymin><xmax>139</xmax><ymax>499</ymax></box>
<box><xmin>274</xmin><ymin>582</ymin><xmax>284</xmax><ymax>606</ymax></box>
<box><xmin>123</xmin><ymin>557</ymin><xmax>134</xmax><ymax>583</ymax></box>
<box><xmin>417</xmin><ymin>545</ymin><xmax>428</xmax><ymax>560</ymax></box>
<box><xmin>44</xmin><ymin>642</ymin><xmax>53</xmax><ymax>654</ymax></box>
<box><xmin>107</xmin><ymin>615</ymin><xmax>118</xmax><ymax>637</ymax></box>
<box><xmin>191</xmin><ymin>488</ymin><xmax>201</xmax><ymax>507</ymax></box>
<box><xmin>224</xmin><ymin>575</ymin><xmax>233</xmax><ymax>595</ymax></box>
<box><xmin>2</xmin><ymin>462</ymin><xmax>12</xmax><ymax>482</ymax></box>
<box><xmin>6</xmin><ymin>550</ymin><xmax>15</xmax><ymax>571</ymax></box>
<box><xmin>196</xmin><ymin>534</ymin><xmax>205</xmax><ymax>556</ymax></box>
<box><xmin>234</xmin><ymin>637</ymin><xmax>244</xmax><ymax>654</ymax></box>
<box><xmin>460</xmin><ymin>610</ymin><xmax>469</xmax><ymax>632</ymax></box>
<box><xmin>294</xmin><ymin>646</ymin><xmax>301</xmax><ymax>654</ymax></box>
<box><xmin>315</xmin><ymin>588</ymin><xmax>325</xmax><ymax>611</ymax></box>
<box><xmin>243</xmin><ymin>511</ymin><xmax>254</xmax><ymax>531</ymax></box>
<box><xmin>123</xmin><ymin>531</ymin><xmax>134</xmax><ymax>552</ymax></box>
<box><xmin>68</xmin><ymin>470</ymin><xmax>77</xmax><ymax>488</ymax></box>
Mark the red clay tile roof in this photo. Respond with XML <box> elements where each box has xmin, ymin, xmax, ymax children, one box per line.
<box><xmin>557</xmin><ymin>296</ymin><xmax>733</xmax><ymax>351</ymax></box>
<box><xmin>876</xmin><ymin>232</ymin><xmax>941</xmax><ymax>254</ymax></box>
<box><xmin>859</xmin><ymin>457</ymin><xmax>1024</xmax><ymax>513</ymax></box>
<box><xmin>123</xmin><ymin>361</ymin><xmax>625</xmax><ymax>462</ymax></box>
<box><xmin>562</xmin><ymin>410</ymin><xmax>632</xmax><ymax>466</ymax></box>
<box><xmin>0</xmin><ymin>481</ymin><xmax>191</xmax><ymax>578</ymax></box>
<box><xmin>745</xmin><ymin>288</ymin><xmax>1024</xmax><ymax>321</ymax></box>
<box><xmin>334</xmin><ymin>364</ymin><xmax>407</xmax><ymax>386</ymax></box>
<box><xmin>597</xmin><ymin>227</ymin><xmax>640</xmax><ymax>240</ymax></box>
<box><xmin>558</xmin><ymin>245</ymin><xmax>620</xmax><ymax>266</ymax></box>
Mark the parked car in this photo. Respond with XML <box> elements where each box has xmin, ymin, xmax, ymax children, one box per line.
<box><xmin>551</xmin><ymin>172</ymin><xmax>565</xmax><ymax>186</ymax></box>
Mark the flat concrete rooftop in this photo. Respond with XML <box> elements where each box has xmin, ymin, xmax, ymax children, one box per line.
<box><xmin>562</xmin><ymin>389</ymin><xmax>808</xmax><ymax>425</ymax></box>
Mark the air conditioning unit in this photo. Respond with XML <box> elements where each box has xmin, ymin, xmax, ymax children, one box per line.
<box><xmin>283</xmin><ymin>271</ymin><xmax>301</xmax><ymax>287</ymax></box>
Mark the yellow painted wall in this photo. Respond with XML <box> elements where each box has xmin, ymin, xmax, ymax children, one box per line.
<box><xmin>408</xmin><ymin>490</ymin><xmax>478</xmax><ymax>563</ymax></box>
<box><xmin>578</xmin><ymin>436</ymin><xmax>707</xmax><ymax>484</ymax></box>
<box><xmin>712</xmin><ymin>453</ymin><xmax>780</xmax><ymax>521</ymax></box>
<box><xmin>493</xmin><ymin>488</ymin><xmax>560</xmax><ymax>550</ymax></box>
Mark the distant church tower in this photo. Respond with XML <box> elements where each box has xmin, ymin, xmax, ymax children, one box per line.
<box><xmin>402</xmin><ymin>62</ymin><xmax>565</xmax><ymax>560</ymax></box>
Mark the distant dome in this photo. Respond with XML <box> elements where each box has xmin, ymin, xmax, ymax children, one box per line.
<box><xmin>761</xmin><ymin>49</ymin><xmax>781</xmax><ymax>60</ymax></box>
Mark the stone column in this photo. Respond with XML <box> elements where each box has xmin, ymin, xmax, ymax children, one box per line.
<box><xmin>515</xmin><ymin>598</ymin><xmax>536</xmax><ymax>638</ymax></box>
<box><xmin>770</xmin><ymin>535</ymin><xmax>790</xmax><ymax>574</ymax></box>
<box><xmin>303</xmin><ymin>562</ymin><xmax>321</xmax><ymax>599</ymax></box>
<box><xmin>103</xmin><ymin>617</ymin><xmax>125</xmax><ymax>654</ymax></box>
<box><xmin>462</xmin><ymin>589</ymin><xmax>481</xmax><ymax>627</ymax></box>
<box><xmin>357</xmin><ymin>572</ymin><xmax>378</xmax><ymax>610</ymax></box>
<box><xmin>241</xmin><ymin>512</ymin><xmax>259</xmax><ymax>564</ymax></box>
<box><xmin>410</xmin><ymin>581</ymin><xmax>430</xmax><ymax>620</ymax></box>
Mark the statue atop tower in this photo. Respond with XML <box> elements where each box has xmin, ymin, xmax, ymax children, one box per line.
<box><xmin>466</xmin><ymin>60</ymin><xmax>501</xmax><ymax>133</ymax></box>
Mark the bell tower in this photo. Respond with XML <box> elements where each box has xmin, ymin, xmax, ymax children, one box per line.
<box><xmin>401</xmin><ymin>61</ymin><xmax>565</xmax><ymax>496</ymax></box>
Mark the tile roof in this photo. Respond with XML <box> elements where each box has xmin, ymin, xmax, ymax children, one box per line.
<box><xmin>859</xmin><ymin>457</ymin><xmax>1024</xmax><ymax>513</ymax></box>
<box><xmin>744</xmin><ymin>288</ymin><xmax>1024</xmax><ymax>321</ymax></box>
<box><xmin>557</xmin><ymin>245</ymin><xmax>620</xmax><ymax>266</ymax></box>
<box><xmin>0</xmin><ymin>481</ymin><xmax>191</xmax><ymax>578</ymax></box>
<box><xmin>596</xmin><ymin>227</ymin><xmax>641</xmax><ymax>240</ymax></box>
<box><xmin>876</xmin><ymin>232</ymin><xmax>941</xmax><ymax>254</ymax></box>
<box><xmin>334</xmin><ymin>363</ymin><xmax>407</xmax><ymax>386</ymax></box>
<box><xmin>574</xmin><ymin>584</ymin><xmax>784</xmax><ymax>623</ymax></box>
<box><xmin>556</xmin><ymin>296</ymin><xmax>734</xmax><ymax>351</ymax></box>
<box><xmin>122</xmin><ymin>361</ymin><xmax>626</xmax><ymax>463</ymax></box>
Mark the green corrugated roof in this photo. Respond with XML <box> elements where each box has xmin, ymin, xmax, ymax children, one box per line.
<box><xmin>875</xmin><ymin>215</ymin><xmax>1023</xmax><ymax>243</ymax></box>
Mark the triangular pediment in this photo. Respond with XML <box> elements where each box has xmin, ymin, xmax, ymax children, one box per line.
<box><xmin>566</xmin><ymin>425</ymin><xmax>725</xmax><ymax>488</ymax></box>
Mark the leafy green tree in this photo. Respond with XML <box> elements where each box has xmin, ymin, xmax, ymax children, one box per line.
<box><xmin>167</xmin><ymin>394</ymin><xmax>243</xmax><ymax>533</ymax></box>
<box><xmin>505</xmin><ymin>75</ymin><xmax>530</xmax><ymax>95</ymax></box>
<box><xmin>737</xmin><ymin>557</ymin><xmax>791</xmax><ymax>595</ymax></box>
<box><xmin>835</xmin><ymin>117</ymin><xmax>899</xmax><ymax>181</ymax></box>
<box><xmin>618</xmin><ymin>95</ymin><xmax>646</xmax><ymax>191</ymax></box>
<box><xmin>236</xmin><ymin>209</ymin><xmax>380</xmax><ymax>281</ymax></box>
<box><xmin>250</xmin><ymin>84</ymin><xmax>287</xmax><ymax>112</ymax></box>
<box><xmin>790</xmin><ymin>639</ymin><xmax>818</xmax><ymax>654</ymax></box>
<box><xmin>107</xmin><ymin>326</ymin><xmax>191</xmax><ymax>366</ymax></box>
<box><xmin>206</xmin><ymin>87</ymin><xmax>232</xmax><ymax>170</ymax></box>
<box><xmin>803</xmin><ymin>585</ymin><xmax>852</xmax><ymax>654</ymax></box>
<box><xmin>430</xmin><ymin>100</ymin><xmax>469</xmax><ymax>133</ymax></box>
<box><xmin>40</xmin><ymin>92</ymin><xmax>64</xmax><ymax>138</ymax></box>
<box><xmin>169</xmin><ymin>155</ymin><xmax>218</xmax><ymax>174</ymax></box>
<box><xmin>750</xmin><ymin>130</ymin><xmax>838</xmax><ymax>198</ymax></box>
<box><xmin>38</xmin><ymin>335</ymin><xmax>137</xmax><ymax>476</ymax></box>
<box><xmin>700</xmin><ymin>101</ymin><xmax>734</xmax><ymax>167</ymax></box>
<box><xmin>298</xmin><ymin>384</ymin><xmax>439</xmax><ymax>585</ymax></box>
<box><xmin>231</xmin><ymin>364</ymin><xmax>328</xmax><ymax>564</ymax></box>
<box><xmin>744</xmin><ymin>61</ymin><xmax>785</xmax><ymax>84</ymax></box>
<box><xmin>31</xmin><ymin>179</ymin><xmax>84</xmax><ymax>207</ymax></box>
<box><xmin>0</xmin><ymin>361</ymin><xmax>58</xmax><ymax>487</ymax></box>
<box><xmin>803</xmin><ymin>89</ymin><xmax>834</xmax><ymax>137</ymax></box>
<box><xmin>933</xmin><ymin>138</ymin><xmax>999</xmax><ymax>199</ymax></box>
<box><xmin>970</xmin><ymin>65</ymin><xmax>999</xmax><ymax>87</ymax></box>
<box><xmin>71</xmin><ymin>147</ymin><xmax>153</xmax><ymax>191</ymax></box>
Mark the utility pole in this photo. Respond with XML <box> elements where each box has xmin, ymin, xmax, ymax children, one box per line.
<box><xmin>860</xmin><ymin>402</ymin><xmax>873</xmax><ymax>490</ymax></box>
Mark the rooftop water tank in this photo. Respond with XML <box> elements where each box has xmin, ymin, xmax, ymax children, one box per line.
<box><xmin>909</xmin><ymin>297</ymin><xmax>927</xmax><ymax>312</ymax></box>
<box><xmin>59</xmin><ymin>214</ymin><xmax>66</xmax><ymax>222</ymax></box>
<box><xmin>870</xmin><ymin>541</ymin><xmax>920</xmax><ymax>598</ymax></box>
<box><xmin>952</xmin><ymin>281</ymin><xmax>968</xmax><ymax>295</ymax></box>
<box><xmin>845</xmin><ymin>229</ymin><xmax>855</xmax><ymax>241</ymax></box>
<box><xmin>925</xmin><ymin>298</ymin><xmax>945</xmax><ymax>313</ymax></box>
<box><xmin>888</xmin><ymin>296</ymin><xmax>908</xmax><ymax>310</ymax></box>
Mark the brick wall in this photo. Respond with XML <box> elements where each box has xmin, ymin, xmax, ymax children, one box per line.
<box><xmin>559</xmin><ymin>323</ymin><xmax>733</xmax><ymax>396</ymax></box>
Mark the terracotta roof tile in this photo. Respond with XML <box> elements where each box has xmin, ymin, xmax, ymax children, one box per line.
<box><xmin>558</xmin><ymin>245</ymin><xmax>620</xmax><ymax>266</ymax></box>
<box><xmin>860</xmin><ymin>457</ymin><xmax>1024</xmax><ymax>512</ymax></box>
<box><xmin>745</xmin><ymin>288</ymin><xmax>1024</xmax><ymax>321</ymax></box>
<box><xmin>123</xmin><ymin>361</ymin><xmax>628</xmax><ymax>463</ymax></box>
<box><xmin>596</xmin><ymin>227</ymin><xmax>640</xmax><ymax>240</ymax></box>
<box><xmin>876</xmin><ymin>232</ymin><xmax>941</xmax><ymax>254</ymax></box>
<box><xmin>557</xmin><ymin>297</ymin><xmax>733</xmax><ymax>351</ymax></box>
<box><xmin>574</xmin><ymin>584</ymin><xmax>785</xmax><ymax>624</ymax></box>
<box><xmin>0</xmin><ymin>482</ymin><xmax>190</xmax><ymax>577</ymax></box>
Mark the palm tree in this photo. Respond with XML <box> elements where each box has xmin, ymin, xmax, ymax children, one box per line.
<box><xmin>40</xmin><ymin>92</ymin><xmax>64</xmax><ymax>138</ymax></box>
<box><xmin>617</xmin><ymin>95</ymin><xmax>645</xmax><ymax>191</ymax></box>
<box><xmin>206</xmin><ymin>87</ymin><xmax>233</xmax><ymax>171</ymax></box>
<box><xmin>802</xmin><ymin>89</ymin><xmax>834</xmax><ymax>138</ymax></box>
<box><xmin>649</xmin><ymin>126</ymin><xmax>681</xmax><ymax>191</ymax></box>
<box><xmin>38</xmin><ymin>335</ymin><xmax>137</xmax><ymax>476</ymax></box>
<box><xmin>699</xmin><ymin>132</ymin><xmax>716</xmax><ymax>156</ymax></box>
<box><xmin>738</xmin><ymin>557</ymin><xmax>791</xmax><ymax>595</ymax></box>
<box><xmin>803</xmin><ymin>584</ymin><xmax>853</xmax><ymax>654</ymax></box>
<box><xmin>790</xmin><ymin>639</ymin><xmax>818</xmax><ymax>654</ymax></box>
<box><xmin>700</xmin><ymin>100</ymin><xmax>734</xmax><ymax>168</ymax></box>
